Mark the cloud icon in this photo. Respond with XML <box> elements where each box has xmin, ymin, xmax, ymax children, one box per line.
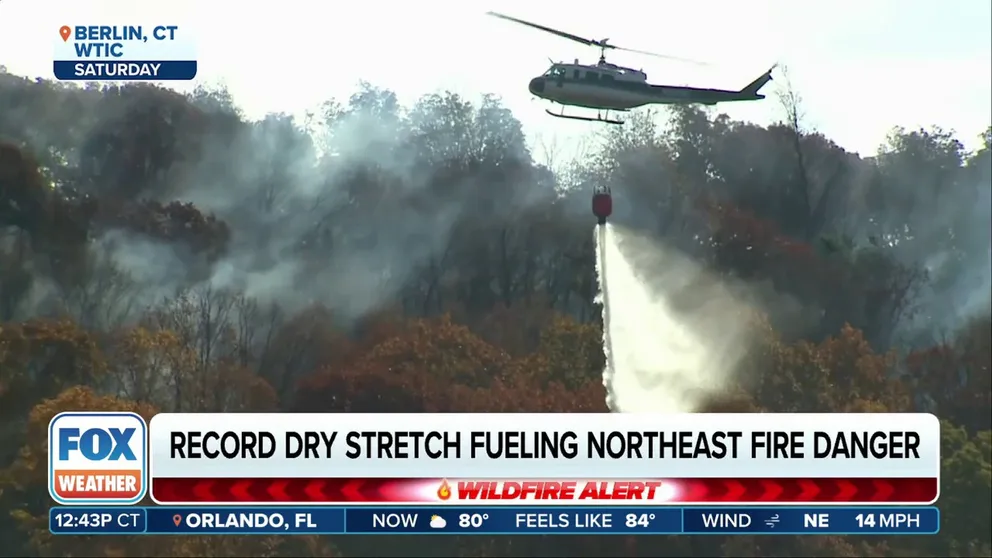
<box><xmin>429</xmin><ymin>515</ymin><xmax>447</xmax><ymax>529</ymax></box>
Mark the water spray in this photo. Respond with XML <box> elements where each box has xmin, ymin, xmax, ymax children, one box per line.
<box><xmin>596</xmin><ymin>224</ymin><xmax>617</xmax><ymax>411</ymax></box>
<box><xmin>594</xmin><ymin>222</ymin><xmax>753</xmax><ymax>413</ymax></box>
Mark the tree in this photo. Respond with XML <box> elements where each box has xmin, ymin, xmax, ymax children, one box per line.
<box><xmin>296</xmin><ymin>314</ymin><xmax>511</xmax><ymax>413</ymax></box>
<box><xmin>513</xmin><ymin>314</ymin><xmax>604</xmax><ymax>389</ymax></box>
<box><xmin>2</xmin><ymin>386</ymin><xmax>332</xmax><ymax>558</ymax></box>
<box><xmin>905</xmin><ymin>315</ymin><xmax>992</xmax><ymax>433</ymax></box>
<box><xmin>744</xmin><ymin>323</ymin><xmax>909</xmax><ymax>413</ymax></box>
<box><xmin>3</xmin><ymin>386</ymin><xmax>156</xmax><ymax>558</ymax></box>
<box><xmin>926</xmin><ymin>422</ymin><xmax>992</xmax><ymax>556</ymax></box>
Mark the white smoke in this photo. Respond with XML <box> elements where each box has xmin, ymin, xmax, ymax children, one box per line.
<box><xmin>596</xmin><ymin>223</ymin><xmax>753</xmax><ymax>412</ymax></box>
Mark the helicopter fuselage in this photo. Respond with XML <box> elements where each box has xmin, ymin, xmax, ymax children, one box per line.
<box><xmin>531</xmin><ymin>77</ymin><xmax>656</xmax><ymax>109</ymax></box>
<box><xmin>529</xmin><ymin>63</ymin><xmax>772</xmax><ymax>111</ymax></box>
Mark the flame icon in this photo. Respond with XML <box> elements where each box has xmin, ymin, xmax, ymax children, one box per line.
<box><xmin>437</xmin><ymin>479</ymin><xmax>451</xmax><ymax>500</ymax></box>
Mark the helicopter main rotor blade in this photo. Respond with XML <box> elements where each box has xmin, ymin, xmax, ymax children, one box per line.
<box><xmin>487</xmin><ymin>11</ymin><xmax>710</xmax><ymax>66</ymax></box>
<box><xmin>613</xmin><ymin>46</ymin><xmax>709</xmax><ymax>66</ymax></box>
<box><xmin>486</xmin><ymin>11</ymin><xmax>604</xmax><ymax>48</ymax></box>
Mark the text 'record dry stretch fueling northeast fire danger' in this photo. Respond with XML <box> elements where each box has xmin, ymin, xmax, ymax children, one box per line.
<box><xmin>53</xmin><ymin>24</ymin><xmax>197</xmax><ymax>80</ymax></box>
<box><xmin>48</xmin><ymin>412</ymin><xmax>940</xmax><ymax>509</ymax></box>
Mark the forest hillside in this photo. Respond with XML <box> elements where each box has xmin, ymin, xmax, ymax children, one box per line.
<box><xmin>0</xmin><ymin>68</ymin><xmax>990</xmax><ymax>557</ymax></box>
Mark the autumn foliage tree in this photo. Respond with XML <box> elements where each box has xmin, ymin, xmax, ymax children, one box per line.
<box><xmin>0</xmin><ymin>67</ymin><xmax>989</xmax><ymax>557</ymax></box>
<box><xmin>4</xmin><ymin>386</ymin><xmax>332</xmax><ymax>558</ymax></box>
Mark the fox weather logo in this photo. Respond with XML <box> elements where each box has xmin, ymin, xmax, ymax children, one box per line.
<box><xmin>48</xmin><ymin>412</ymin><xmax>148</xmax><ymax>505</ymax></box>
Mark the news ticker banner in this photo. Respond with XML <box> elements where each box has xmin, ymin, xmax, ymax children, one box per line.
<box><xmin>50</xmin><ymin>506</ymin><xmax>939</xmax><ymax>535</ymax></box>
<box><xmin>48</xmin><ymin>412</ymin><xmax>940</xmax><ymax>506</ymax></box>
<box><xmin>53</xmin><ymin>24</ymin><xmax>196</xmax><ymax>81</ymax></box>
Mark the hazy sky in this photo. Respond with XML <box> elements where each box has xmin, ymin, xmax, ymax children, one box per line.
<box><xmin>2</xmin><ymin>0</ymin><xmax>990</xmax><ymax>157</ymax></box>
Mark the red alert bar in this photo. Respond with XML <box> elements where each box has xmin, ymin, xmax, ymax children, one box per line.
<box><xmin>151</xmin><ymin>477</ymin><xmax>938</xmax><ymax>505</ymax></box>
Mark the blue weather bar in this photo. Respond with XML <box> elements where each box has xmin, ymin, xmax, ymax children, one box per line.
<box><xmin>50</xmin><ymin>506</ymin><xmax>938</xmax><ymax>535</ymax></box>
<box><xmin>53</xmin><ymin>61</ymin><xmax>197</xmax><ymax>81</ymax></box>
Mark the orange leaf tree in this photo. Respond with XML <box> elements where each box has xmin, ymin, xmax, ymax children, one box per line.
<box><xmin>2</xmin><ymin>386</ymin><xmax>332</xmax><ymax>558</ymax></box>
<box><xmin>295</xmin><ymin>314</ymin><xmax>511</xmax><ymax>413</ymax></box>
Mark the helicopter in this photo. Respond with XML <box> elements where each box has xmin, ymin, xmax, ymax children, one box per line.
<box><xmin>487</xmin><ymin>12</ymin><xmax>776</xmax><ymax>125</ymax></box>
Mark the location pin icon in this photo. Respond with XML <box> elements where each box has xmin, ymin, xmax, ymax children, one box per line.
<box><xmin>59</xmin><ymin>26</ymin><xmax>71</xmax><ymax>42</ymax></box>
<box><xmin>172</xmin><ymin>514</ymin><xmax>182</xmax><ymax>527</ymax></box>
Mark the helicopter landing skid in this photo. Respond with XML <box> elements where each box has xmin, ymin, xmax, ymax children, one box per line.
<box><xmin>546</xmin><ymin>107</ymin><xmax>625</xmax><ymax>125</ymax></box>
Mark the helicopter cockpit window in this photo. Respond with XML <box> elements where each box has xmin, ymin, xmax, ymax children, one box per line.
<box><xmin>545</xmin><ymin>66</ymin><xmax>566</xmax><ymax>77</ymax></box>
